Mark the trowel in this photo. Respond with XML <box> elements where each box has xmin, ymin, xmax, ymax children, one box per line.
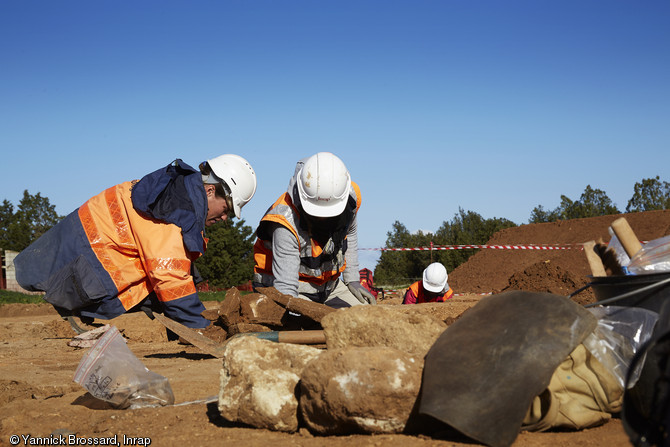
<box><xmin>151</xmin><ymin>312</ymin><xmax>229</xmax><ymax>358</ymax></box>
<box><xmin>149</xmin><ymin>311</ymin><xmax>326</xmax><ymax>358</ymax></box>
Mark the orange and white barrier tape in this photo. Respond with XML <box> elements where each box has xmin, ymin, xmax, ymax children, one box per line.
<box><xmin>369</xmin><ymin>242</ymin><xmax>582</xmax><ymax>297</ymax></box>
<box><xmin>362</xmin><ymin>244</ymin><xmax>579</xmax><ymax>252</ymax></box>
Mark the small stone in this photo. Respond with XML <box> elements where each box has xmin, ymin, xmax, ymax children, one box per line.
<box><xmin>240</xmin><ymin>293</ymin><xmax>286</xmax><ymax>325</ymax></box>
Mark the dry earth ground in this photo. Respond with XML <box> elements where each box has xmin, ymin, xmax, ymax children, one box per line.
<box><xmin>0</xmin><ymin>301</ymin><xmax>630</xmax><ymax>447</ymax></box>
<box><xmin>3</xmin><ymin>210</ymin><xmax>669</xmax><ymax>446</ymax></box>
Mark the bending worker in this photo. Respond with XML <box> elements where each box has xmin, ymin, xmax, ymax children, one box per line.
<box><xmin>253</xmin><ymin>152</ymin><xmax>376</xmax><ymax>308</ymax></box>
<box><xmin>15</xmin><ymin>155</ymin><xmax>257</xmax><ymax>328</ymax></box>
<box><xmin>403</xmin><ymin>262</ymin><xmax>454</xmax><ymax>304</ymax></box>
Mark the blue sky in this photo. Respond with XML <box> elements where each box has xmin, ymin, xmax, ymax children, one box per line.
<box><xmin>1</xmin><ymin>1</ymin><xmax>669</xmax><ymax>271</ymax></box>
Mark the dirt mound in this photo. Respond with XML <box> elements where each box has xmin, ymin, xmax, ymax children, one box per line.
<box><xmin>450</xmin><ymin>210</ymin><xmax>670</xmax><ymax>301</ymax></box>
<box><xmin>0</xmin><ymin>302</ymin><xmax>57</xmax><ymax>317</ymax></box>
<box><xmin>500</xmin><ymin>260</ymin><xmax>591</xmax><ymax>305</ymax></box>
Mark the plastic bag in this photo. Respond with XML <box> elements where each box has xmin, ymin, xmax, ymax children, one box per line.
<box><xmin>627</xmin><ymin>234</ymin><xmax>670</xmax><ymax>275</ymax></box>
<box><xmin>583</xmin><ymin>306</ymin><xmax>658</xmax><ymax>389</ymax></box>
<box><xmin>73</xmin><ymin>326</ymin><xmax>174</xmax><ymax>409</ymax></box>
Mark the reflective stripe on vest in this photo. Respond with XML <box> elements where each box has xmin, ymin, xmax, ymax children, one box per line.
<box><xmin>78</xmin><ymin>182</ymin><xmax>196</xmax><ymax>310</ymax></box>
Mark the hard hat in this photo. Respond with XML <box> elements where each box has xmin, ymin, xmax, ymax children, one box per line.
<box><xmin>423</xmin><ymin>262</ymin><xmax>449</xmax><ymax>293</ymax></box>
<box><xmin>296</xmin><ymin>152</ymin><xmax>351</xmax><ymax>218</ymax></box>
<box><xmin>206</xmin><ymin>154</ymin><xmax>257</xmax><ymax>219</ymax></box>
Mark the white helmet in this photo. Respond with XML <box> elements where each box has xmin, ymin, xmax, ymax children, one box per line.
<box><xmin>296</xmin><ymin>152</ymin><xmax>351</xmax><ymax>217</ymax></box>
<box><xmin>206</xmin><ymin>154</ymin><xmax>257</xmax><ymax>219</ymax></box>
<box><xmin>423</xmin><ymin>262</ymin><xmax>449</xmax><ymax>293</ymax></box>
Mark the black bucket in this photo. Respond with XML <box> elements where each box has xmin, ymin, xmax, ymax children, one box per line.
<box><xmin>588</xmin><ymin>271</ymin><xmax>670</xmax><ymax>313</ymax></box>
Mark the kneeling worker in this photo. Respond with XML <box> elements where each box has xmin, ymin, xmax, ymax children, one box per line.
<box><xmin>403</xmin><ymin>262</ymin><xmax>454</xmax><ymax>304</ymax></box>
<box><xmin>14</xmin><ymin>154</ymin><xmax>257</xmax><ymax>329</ymax></box>
<box><xmin>253</xmin><ymin>152</ymin><xmax>376</xmax><ymax>308</ymax></box>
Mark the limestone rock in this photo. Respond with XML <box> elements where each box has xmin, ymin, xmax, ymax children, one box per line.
<box><xmin>240</xmin><ymin>293</ymin><xmax>286</xmax><ymax>325</ymax></box>
<box><xmin>258</xmin><ymin>286</ymin><xmax>336</xmax><ymax>323</ymax></box>
<box><xmin>387</xmin><ymin>301</ymin><xmax>478</xmax><ymax>325</ymax></box>
<box><xmin>321</xmin><ymin>305</ymin><xmax>447</xmax><ymax>357</ymax></box>
<box><xmin>299</xmin><ymin>347</ymin><xmax>423</xmax><ymax>434</ymax></box>
<box><xmin>219</xmin><ymin>288</ymin><xmax>241</xmax><ymax>327</ymax></box>
<box><xmin>201</xmin><ymin>308</ymin><xmax>220</xmax><ymax>321</ymax></box>
<box><xmin>218</xmin><ymin>336</ymin><xmax>322</xmax><ymax>432</ymax></box>
<box><xmin>201</xmin><ymin>323</ymin><xmax>227</xmax><ymax>343</ymax></box>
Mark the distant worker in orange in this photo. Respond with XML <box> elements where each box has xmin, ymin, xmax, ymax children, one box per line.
<box><xmin>403</xmin><ymin>262</ymin><xmax>454</xmax><ymax>304</ymax></box>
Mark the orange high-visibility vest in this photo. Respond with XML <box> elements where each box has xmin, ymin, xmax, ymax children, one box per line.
<box><xmin>253</xmin><ymin>182</ymin><xmax>361</xmax><ymax>291</ymax></box>
<box><xmin>404</xmin><ymin>280</ymin><xmax>454</xmax><ymax>304</ymax></box>
<box><xmin>79</xmin><ymin>181</ymin><xmax>200</xmax><ymax>310</ymax></box>
<box><xmin>14</xmin><ymin>159</ymin><xmax>211</xmax><ymax>328</ymax></box>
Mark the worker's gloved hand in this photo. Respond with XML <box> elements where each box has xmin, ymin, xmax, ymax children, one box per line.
<box><xmin>347</xmin><ymin>281</ymin><xmax>377</xmax><ymax>305</ymax></box>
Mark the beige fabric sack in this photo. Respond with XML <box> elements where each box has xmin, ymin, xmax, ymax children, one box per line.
<box><xmin>522</xmin><ymin>343</ymin><xmax>624</xmax><ymax>431</ymax></box>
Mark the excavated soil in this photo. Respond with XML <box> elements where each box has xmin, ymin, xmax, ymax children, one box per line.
<box><xmin>450</xmin><ymin>210</ymin><xmax>670</xmax><ymax>301</ymax></box>
<box><xmin>1</xmin><ymin>210</ymin><xmax>669</xmax><ymax>446</ymax></box>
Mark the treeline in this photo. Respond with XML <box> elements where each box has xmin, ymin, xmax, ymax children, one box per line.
<box><xmin>0</xmin><ymin>191</ymin><xmax>60</xmax><ymax>252</ymax></box>
<box><xmin>2</xmin><ymin>177</ymin><xmax>669</xmax><ymax>288</ymax></box>
<box><xmin>530</xmin><ymin>176</ymin><xmax>670</xmax><ymax>223</ymax></box>
<box><xmin>373</xmin><ymin>209</ymin><xmax>516</xmax><ymax>284</ymax></box>
<box><xmin>376</xmin><ymin>176</ymin><xmax>670</xmax><ymax>285</ymax></box>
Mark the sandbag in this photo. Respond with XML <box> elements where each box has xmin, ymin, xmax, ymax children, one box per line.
<box><xmin>523</xmin><ymin>343</ymin><xmax>623</xmax><ymax>431</ymax></box>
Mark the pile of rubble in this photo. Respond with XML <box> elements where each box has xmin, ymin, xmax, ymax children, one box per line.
<box><xmin>199</xmin><ymin>287</ymin><xmax>627</xmax><ymax>445</ymax></box>
<box><xmin>202</xmin><ymin>286</ymin><xmax>458</xmax><ymax>434</ymax></box>
<box><xmin>202</xmin><ymin>287</ymin><xmax>335</xmax><ymax>340</ymax></box>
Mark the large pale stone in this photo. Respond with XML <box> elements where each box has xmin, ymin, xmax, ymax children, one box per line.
<box><xmin>218</xmin><ymin>336</ymin><xmax>322</xmax><ymax>432</ymax></box>
<box><xmin>321</xmin><ymin>305</ymin><xmax>447</xmax><ymax>357</ymax></box>
<box><xmin>299</xmin><ymin>347</ymin><xmax>423</xmax><ymax>434</ymax></box>
<box><xmin>388</xmin><ymin>300</ymin><xmax>479</xmax><ymax>325</ymax></box>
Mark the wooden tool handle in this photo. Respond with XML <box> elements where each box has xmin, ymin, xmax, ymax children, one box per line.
<box><xmin>277</xmin><ymin>330</ymin><xmax>326</xmax><ymax>345</ymax></box>
<box><xmin>610</xmin><ymin>217</ymin><xmax>642</xmax><ymax>258</ymax></box>
<box><xmin>583</xmin><ymin>240</ymin><xmax>607</xmax><ymax>277</ymax></box>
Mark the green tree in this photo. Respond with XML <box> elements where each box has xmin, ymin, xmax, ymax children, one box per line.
<box><xmin>555</xmin><ymin>195</ymin><xmax>578</xmax><ymax>220</ymax></box>
<box><xmin>195</xmin><ymin>218</ymin><xmax>256</xmax><ymax>289</ymax></box>
<box><xmin>0</xmin><ymin>191</ymin><xmax>61</xmax><ymax>251</ymax></box>
<box><xmin>528</xmin><ymin>185</ymin><xmax>619</xmax><ymax>223</ymax></box>
<box><xmin>0</xmin><ymin>200</ymin><xmax>15</xmax><ymax>250</ymax></box>
<box><xmin>374</xmin><ymin>210</ymin><xmax>516</xmax><ymax>285</ymax></box>
<box><xmin>529</xmin><ymin>204</ymin><xmax>558</xmax><ymax>223</ymax></box>
<box><xmin>433</xmin><ymin>208</ymin><xmax>516</xmax><ymax>273</ymax></box>
<box><xmin>626</xmin><ymin>176</ymin><xmax>670</xmax><ymax>212</ymax></box>
<box><xmin>571</xmin><ymin>185</ymin><xmax>619</xmax><ymax>218</ymax></box>
<box><xmin>374</xmin><ymin>221</ymin><xmax>428</xmax><ymax>285</ymax></box>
